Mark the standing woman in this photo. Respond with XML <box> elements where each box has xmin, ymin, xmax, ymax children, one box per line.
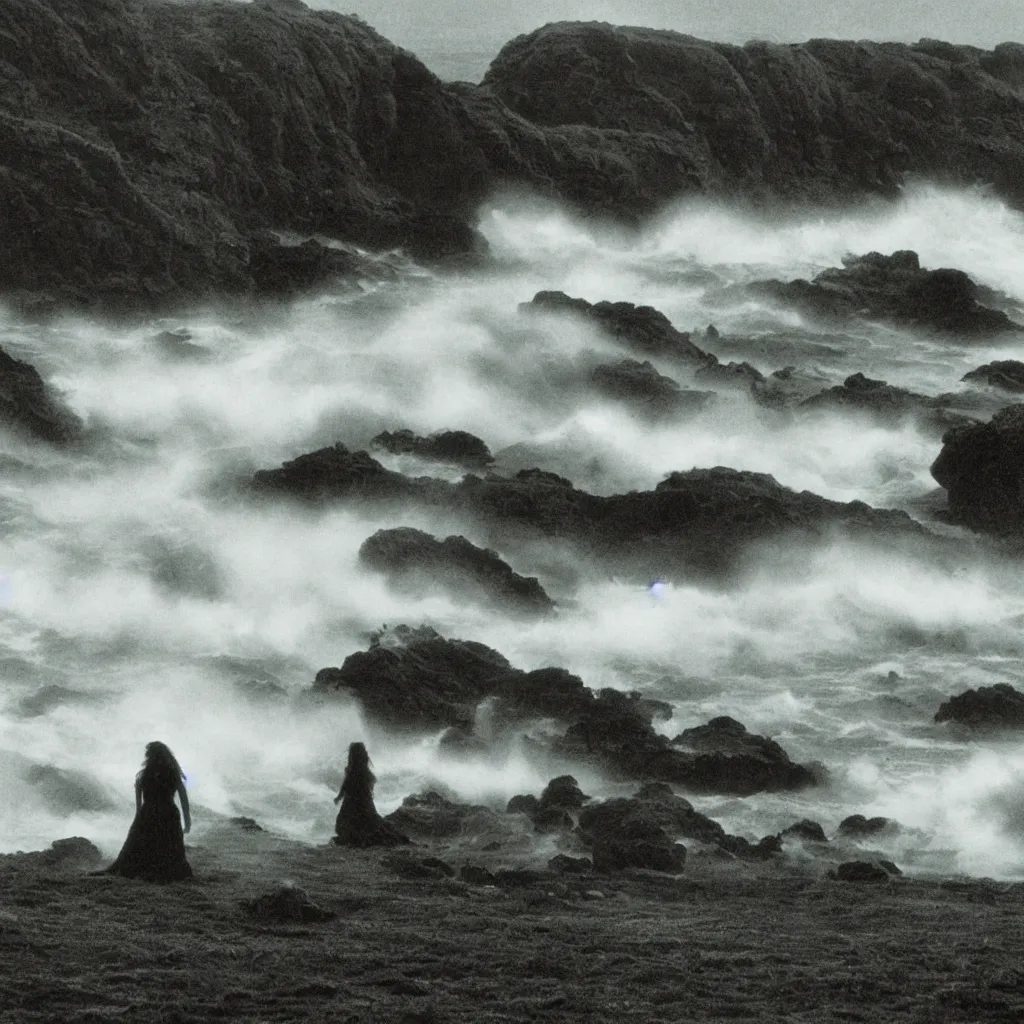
<box><xmin>333</xmin><ymin>742</ymin><xmax>408</xmax><ymax>847</ymax></box>
<box><xmin>105</xmin><ymin>741</ymin><xmax>193</xmax><ymax>882</ymax></box>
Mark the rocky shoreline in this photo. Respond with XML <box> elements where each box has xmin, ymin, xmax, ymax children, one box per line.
<box><xmin>5</xmin><ymin>0</ymin><xmax>1024</xmax><ymax>309</ymax></box>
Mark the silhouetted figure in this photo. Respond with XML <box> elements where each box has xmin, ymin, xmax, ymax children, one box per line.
<box><xmin>105</xmin><ymin>741</ymin><xmax>193</xmax><ymax>882</ymax></box>
<box><xmin>333</xmin><ymin>742</ymin><xmax>409</xmax><ymax>847</ymax></box>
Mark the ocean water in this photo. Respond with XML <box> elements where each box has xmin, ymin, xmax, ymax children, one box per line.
<box><xmin>2</xmin><ymin>182</ymin><xmax>1024</xmax><ymax>877</ymax></box>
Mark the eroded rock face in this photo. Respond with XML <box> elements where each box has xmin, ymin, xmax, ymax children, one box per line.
<box><xmin>590</xmin><ymin>359</ymin><xmax>715</xmax><ymax>418</ymax></box>
<box><xmin>930</xmin><ymin>405</ymin><xmax>1024</xmax><ymax>534</ymax></box>
<box><xmin>934</xmin><ymin>683</ymin><xmax>1024</xmax><ymax>733</ymax></box>
<box><xmin>358</xmin><ymin>527</ymin><xmax>555</xmax><ymax>616</ymax></box>
<box><xmin>751</xmin><ymin>252</ymin><xmax>1020</xmax><ymax>336</ymax></box>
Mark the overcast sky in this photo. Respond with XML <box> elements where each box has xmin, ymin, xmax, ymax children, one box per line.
<box><xmin>313</xmin><ymin>1</ymin><xmax>1024</xmax><ymax>51</ymax></box>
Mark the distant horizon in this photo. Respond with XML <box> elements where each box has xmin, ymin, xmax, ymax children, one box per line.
<box><xmin>314</xmin><ymin>0</ymin><xmax>1024</xmax><ymax>53</ymax></box>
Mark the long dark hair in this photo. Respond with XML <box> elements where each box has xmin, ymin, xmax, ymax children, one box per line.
<box><xmin>136</xmin><ymin>741</ymin><xmax>185</xmax><ymax>789</ymax></box>
<box><xmin>343</xmin><ymin>741</ymin><xmax>375</xmax><ymax>797</ymax></box>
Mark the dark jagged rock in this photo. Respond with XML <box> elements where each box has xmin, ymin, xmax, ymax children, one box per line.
<box><xmin>579</xmin><ymin>786</ymin><xmax>726</xmax><ymax>848</ymax></box>
<box><xmin>0</xmin><ymin>346</ymin><xmax>83</xmax><ymax>444</ymax></box>
<box><xmin>539</xmin><ymin>775</ymin><xmax>590</xmax><ymax>811</ymax></box>
<box><xmin>780</xmin><ymin>819</ymin><xmax>828</xmax><ymax>843</ymax></box>
<box><xmin>524</xmin><ymin>292</ymin><xmax>710</xmax><ymax>363</ymax></box>
<box><xmin>247</xmin><ymin>236</ymin><xmax>386</xmax><ymax>296</ymax></box>
<box><xmin>36</xmin><ymin>837</ymin><xmax>103</xmax><ymax>869</ymax></box>
<box><xmin>459</xmin><ymin>864</ymin><xmax>496</xmax><ymax>886</ymax></box>
<box><xmin>934</xmin><ymin>683</ymin><xmax>1024</xmax><ymax>733</ymax></box>
<box><xmin>753</xmin><ymin>366</ymin><xmax>836</xmax><ymax>409</ymax></box>
<box><xmin>371</xmin><ymin>429</ymin><xmax>494</xmax><ymax>468</ymax></box>
<box><xmin>693</xmin><ymin>359</ymin><xmax>765</xmax><ymax>391</ymax></box>
<box><xmin>385</xmin><ymin>791</ymin><xmax>499</xmax><ymax>840</ymax></box>
<box><xmin>358</xmin><ymin>527</ymin><xmax>554</xmax><ymax>617</ymax></box>
<box><xmin>590</xmin><ymin>359</ymin><xmax>715</xmax><ymax>417</ymax></box>
<box><xmin>837</xmin><ymin>814</ymin><xmax>897</xmax><ymax>839</ymax></box>
<box><xmin>256</xmin><ymin>445</ymin><xmax>929</xmax><ymax>582</ymax></box>
<box><xmin>548</xmin><ymin>853</ymin><xmax>592</xmax><ymax>874</ymax></box>
<box><xmin>246</xmin><ymin>885</ymin><xmax>336</xmax><ymax>923</ymax></box>
<box><xmin>718</xmin><ymin>834</ymin><xmax>784</xmax><ymax>862</ymax></box>
<box><xmin>829</xmin><ymin>861</ymin><xmax>896</xmax><ymax>883</ymax></box>
<box><xmin>490</xmin><ymin>667</ymin><xmax>595</xmax><ymax>725</ymax></box>
<box><xmin>579</xmin><ymin>799</ymin><xmax>687</xmax><ymax>875</ymax></box>
<box><xmin>751</xmin><ymin>251</ymin><xmax>1020</xmax><ymax>336</ymax></box>
<box><xmin>670</xmin><ymin>716</ymin><xmax>820</xmax><ymax>796</ymax></box>
<box><xmin>313</xmin><ymin>624</ymin><xmax>513</xmax><ymax>730</ymax></box>
<box><xmin>962</xmin><ymin>361</ymin><xmax>1024</xmax><ymax>393</ymax></box>
<box><xmin>506</xmin><ymin>794</ymin><xmax>539</xmax><ymax>816</ymax></box>
<box><xmin>930</xmin><ymin>405</ymin><xmax>1024</xmax><ymax>534</ymax></box>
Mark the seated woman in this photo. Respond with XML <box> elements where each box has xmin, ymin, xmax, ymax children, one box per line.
<box><xmin>104</xmin><ymin>741</ymin><xmax>193</xmax><ymax>882</ymax></box>
<box><xmin>333</xmin><ymin>742</ymin><xmax>409</xmax><ymax>847</ymax></box>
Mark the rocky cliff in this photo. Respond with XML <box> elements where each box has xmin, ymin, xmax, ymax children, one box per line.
<box><xmin>4</xmin><ymin>0</ymin><xmax>1024</xmax><ymax>308</ymax></box>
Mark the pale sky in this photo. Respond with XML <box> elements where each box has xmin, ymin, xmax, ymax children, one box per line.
<box><xmin>315</xmin><ymin>0</ymin><xmax>1024</xmax><ymax>51</ymax></box>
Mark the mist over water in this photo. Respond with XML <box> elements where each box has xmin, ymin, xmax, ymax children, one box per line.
<box><xmin>2</xmin><ymin>184</ymin><xmax>1024</xmax><ymax>876</ymax></box>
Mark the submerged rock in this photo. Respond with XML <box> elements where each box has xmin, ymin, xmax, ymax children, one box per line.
<box><xmin>751</xmin><ymin>251</ymin><xmax>1020</xmax><ymax>336</ymax></box>
<box><xmin>930</xmin><ymin>405</ymin><xmax>1024</xmax><ymax>534</ymax></box>
<box><xmin>934</xmin><ymin>683</ymin><xmax>1024</xmax><ymax>733</ymax></box>
<box><xmin>371</xmin><ymin>429</ymin><xmax>494</xmax><ymax>468</ymax></box>
<box><xmin>837</xmin><ymin>815</ymin><xmax>897</xmax><ymax>839</ymax></box>
<box><xmin>358</xmin><ymin>527</ymin><xmax>554</xmax><ymax>616</ymax></box>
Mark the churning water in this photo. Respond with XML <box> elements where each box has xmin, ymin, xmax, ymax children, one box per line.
<box><xmin>2</xmin><ymin>183</ymin><xmax>1024</xmax><ymax>877</ymax></box>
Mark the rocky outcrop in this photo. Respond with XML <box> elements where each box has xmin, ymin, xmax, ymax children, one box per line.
<box><xmin>525</xmin><ymin>292</ymin><xmax>709</xmax><ymax>363</ymax></box>
<box><xmin>8</xmin><ymin>7</ymin><xmax>1024</xmax><ymax>307</ymax></box>
<box><xmin>837</xmin><ymin>815</ymin><xmax>897</xmax><ymax>840</ymax></box>
<box><xmin>371</xmin><ymin>429</ymin><xmax>494</xmax><ymax>468</ymax></box>
<box><xmin>962</xmin><ymin>361</ymin><xmax>1024</xmax><ymax>393</ymax></box>
<box><xmin>798</xmin><ymin>372</ymin><xmax>971</xmax><ymax>433</ymax></box>
<box><xmin>750</xmin><ymin>252</ymin><xmax>1020</xmax><ymax>336</ymax></box>
<box><xmin>590</xmin><ymin>359</ymin><xmax>715</xmax><ymax>418</ymax></box>
<box><xmin>930</xmin><ymin>405</ymin><xmax>1024</xmax><ymax>534</ymax></box>
<box><xmin>312</xmin><ymin>624</ymin><xmax>513</xmax><ymax>730</ymax></box>
<box><xmin>0</xmin><ymin>346</ymin><xmax>83</xmax><ymax>443</ymax></box>
<box><xmin>358</xmin><ymin>527</ymin><xmax>555</xmax><ymax>616</ymax></box>
<box><xmin>254</xmin><ymin>445</ymin><xmax>929</xmax><ymax>581</ymax></box>
<box><xmin>485</xmin><ymin>25</ymin><xmax>1024</xmax><ymax>210</ymax></box>
<box><xmin>934</xmin><ymin>683</ymin><xmax>1024</xmax><ymax>733</ymax></box>
<box><xmin>313</xmin><ymin>626</ymin><xmax>820</xmax><ymax>795</ymax></box>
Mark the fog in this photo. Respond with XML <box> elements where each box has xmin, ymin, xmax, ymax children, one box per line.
<box><xmin>2</xmin><ymin>184</ymin><xmax>1023</xmax><ymax>876</ymax></box>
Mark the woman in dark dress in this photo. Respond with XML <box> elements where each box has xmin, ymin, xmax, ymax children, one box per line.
<box><xmin>105</xmin><ymin>741</ymin><xmax>193</xmax><ymax>882</ymax></box>
<box><xmin>333</xmin><ymin>742</ymin><xmax>408</xmax><ymax>847</ymax></box>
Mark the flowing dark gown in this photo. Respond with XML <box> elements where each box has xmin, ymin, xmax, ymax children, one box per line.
<box><xmin>107</xmin><ymin>767</ymin><xmax>192</xmax><ymax>882</ymax></box>
<box><xmin>333</xmin><ymin>775</ymin><xmax>409</xmax><ymax>847</ymax></box>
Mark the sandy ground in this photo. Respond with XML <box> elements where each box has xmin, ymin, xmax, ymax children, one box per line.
<box><xmin>1</xmin><ymin>824</ymin><xmax>1023</xmax><ymax>1024</ymax></box>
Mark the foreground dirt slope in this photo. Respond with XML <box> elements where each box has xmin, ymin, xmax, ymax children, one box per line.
<box><xmin>1</xmin><ymin>826</ymin><xmax>1022</xmax><ymax>1023</ymax></box>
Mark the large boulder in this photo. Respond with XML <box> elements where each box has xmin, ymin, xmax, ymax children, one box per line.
<box><xmin>312</xmin><ymin>624</ymin><xmax>513</xmax><ymax>730</ymax></box>
<box><xmin>358</xmin><ymin>527</ymin><xmax>555</xmax><ymax>617</ymax></box>
<box><xmin>930</xmin><ymin>405</ymin><xmax>1024</xmax><ymax>534</ymax></box>
<box><xmin>934</xmin><ymin>683</ymin><xmax>1024</xmax><ymax>733</ymax></box>
<box><xmin>750</xmin><ymin>251</ymin><xmax>1020</xmax><ymax>336</ymax></box>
